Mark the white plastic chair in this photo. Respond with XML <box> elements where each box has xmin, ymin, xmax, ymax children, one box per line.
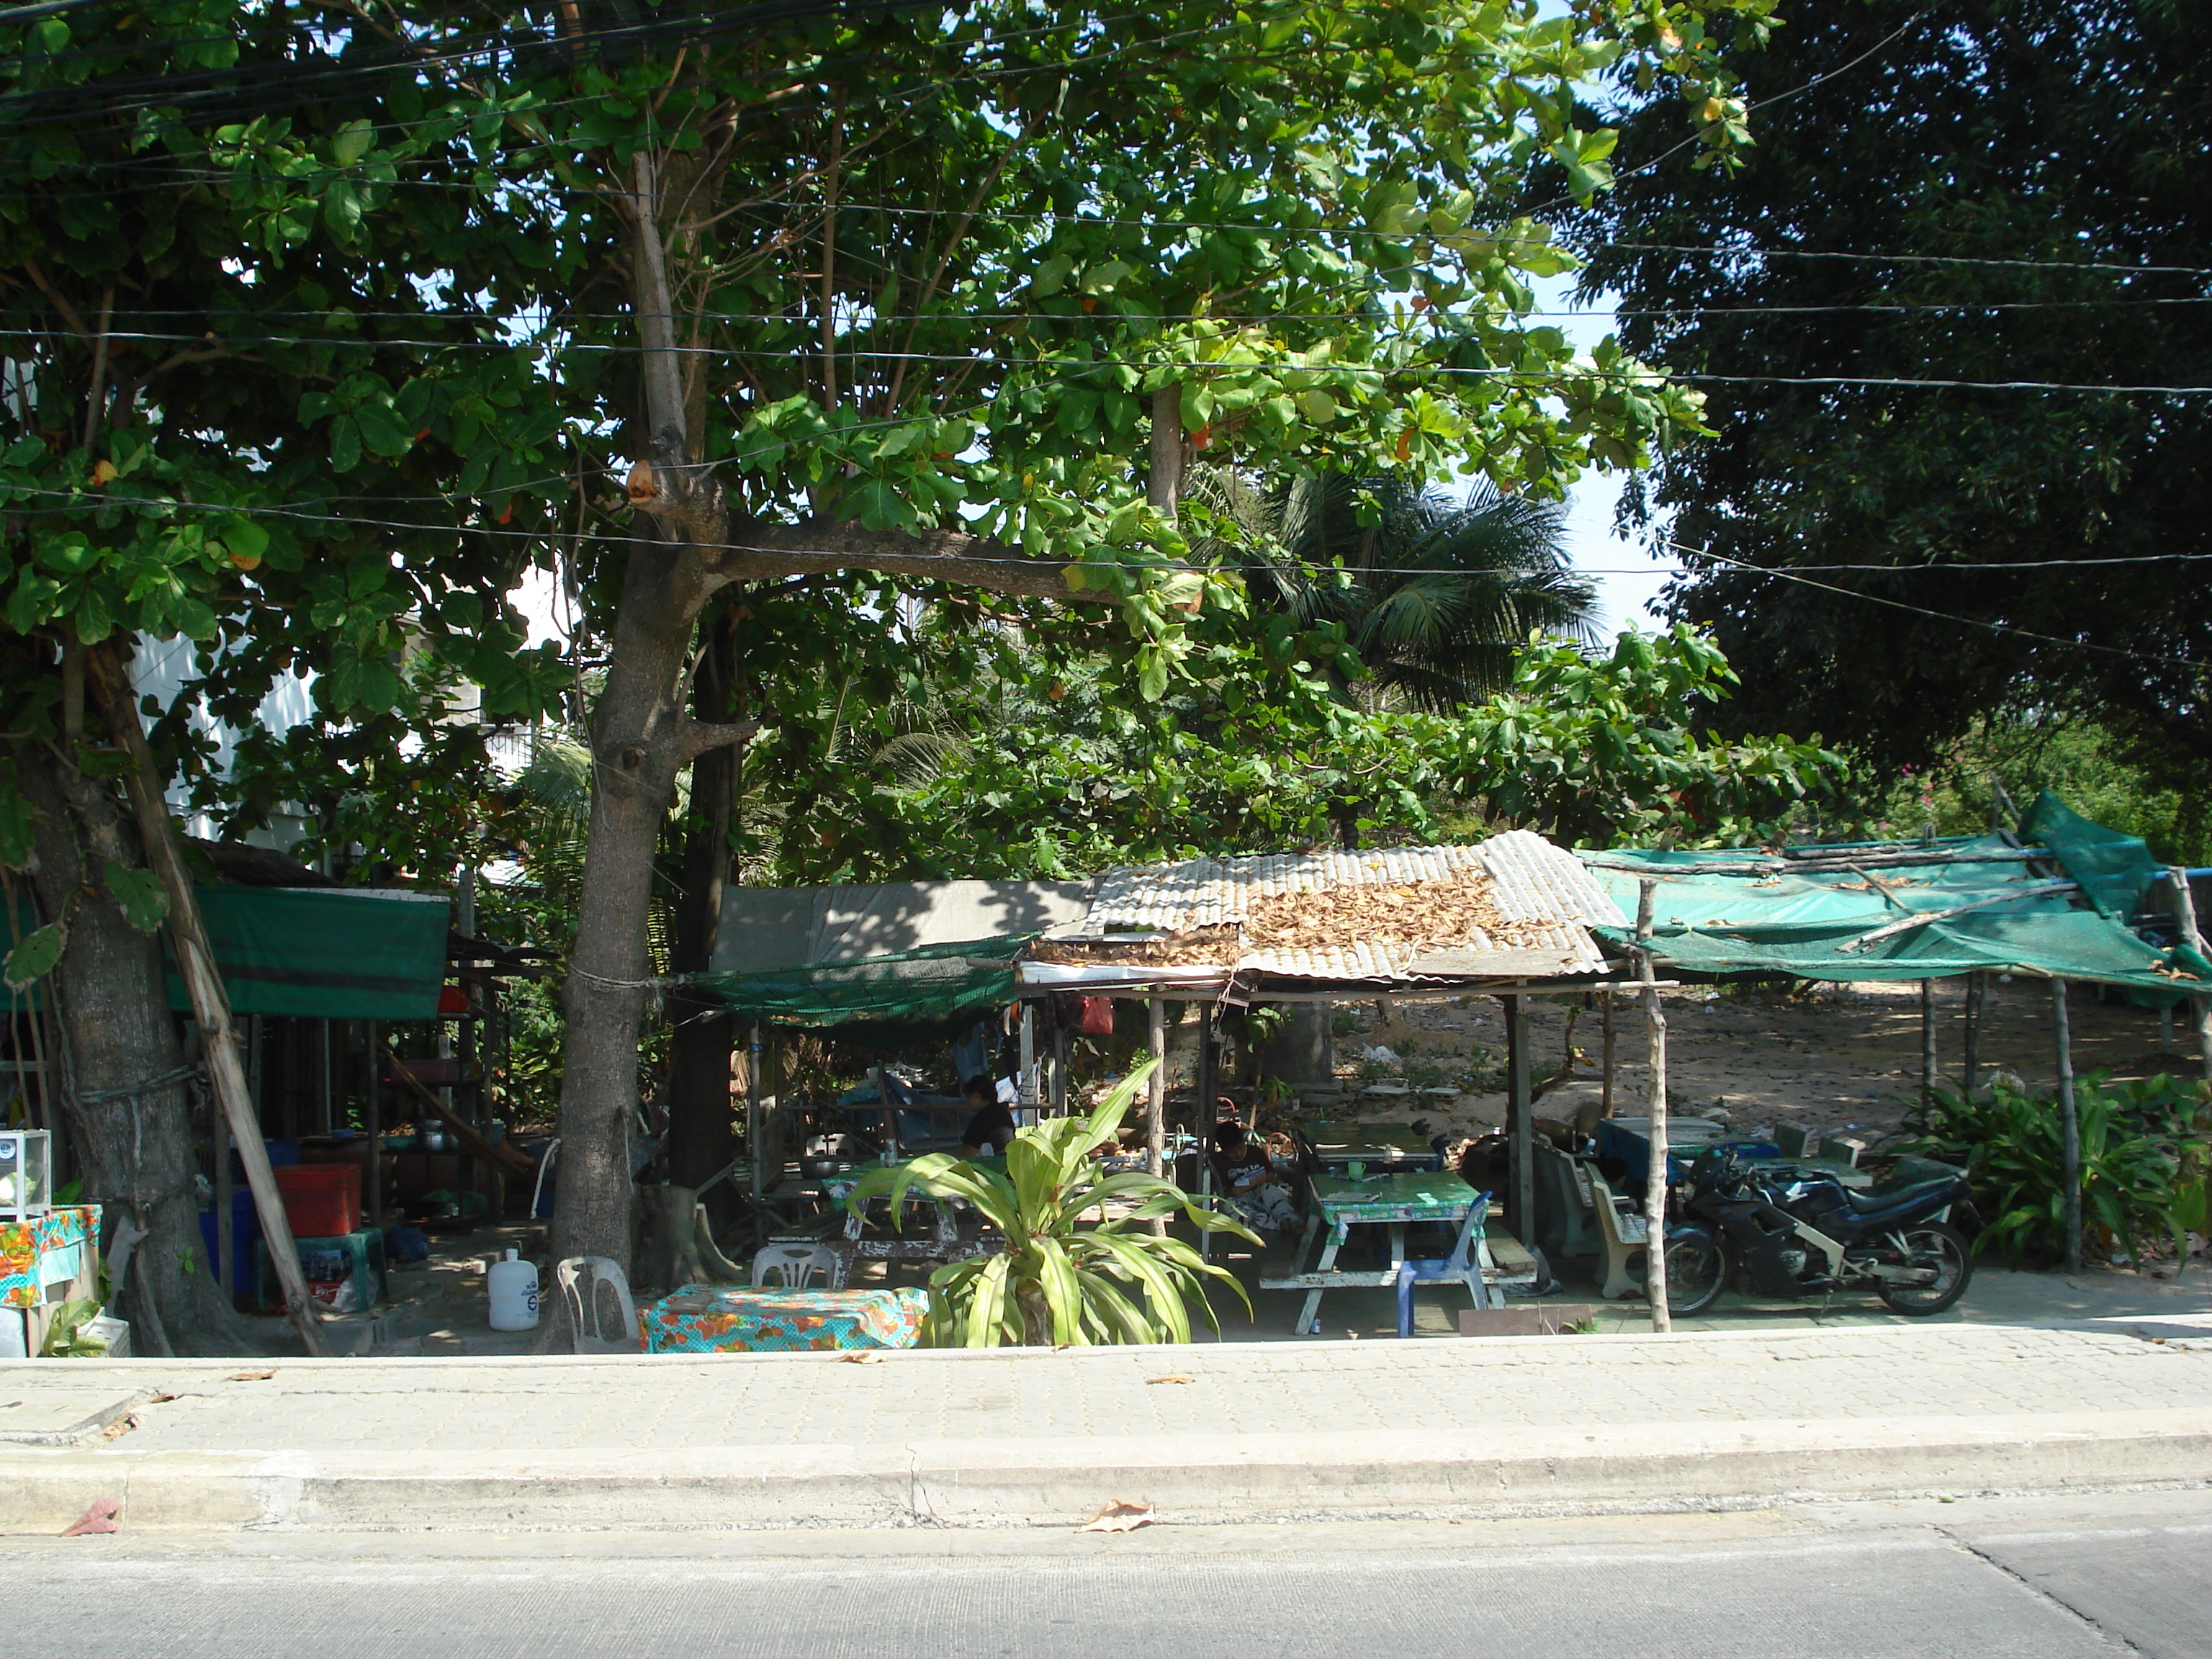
<box><xmin>752</xmin><ymin>1241</ymin><xmax>837</xmax><ymax>1289</ymax></box>
<box><xmin>555</xmin><ymin>1255</ymin><xmax>641</xmax><ymax>1353</ymax></box>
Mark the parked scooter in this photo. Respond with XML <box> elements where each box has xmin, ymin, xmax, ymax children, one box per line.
<box><xmin>1664</xmin><ymin>1146</ymin><xmax>1975</xmax><ymax>1316</ymax></box>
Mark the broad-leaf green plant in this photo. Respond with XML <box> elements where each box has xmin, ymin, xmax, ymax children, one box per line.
<box><xmin>845</xmin><ymin>1060</ymin><xmax>1260</xmax><ymax>1346</ymax></box>
<box><xmin>1904</xmin><ymin>1072</ymin><xmax>2191</xmax><ymax>1267</ymax></box>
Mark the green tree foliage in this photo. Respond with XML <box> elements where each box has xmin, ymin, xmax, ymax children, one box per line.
<box><xmin>1228</xmin><ymin>470</ymin><xmax>1597</xmax><ymax>711</ymax></box>
<box><xmin>1876</xmin><ymin>713</ymin><xmax>2212</xmax><ymax>867</ymax></box>
<box><xmin>742</xmin><ymin>619</ymin><xmax>1851</xmax><ymax>880</ymax></box>
<box><xmin>1</xmin><ymin>0</ymin><xmax>575</xmax><ymax>739</ymax></box>
<box><xmin>1573</xmin><ymin>1</ymin><xmax>2212</xmax><ymax>777</ymax></box>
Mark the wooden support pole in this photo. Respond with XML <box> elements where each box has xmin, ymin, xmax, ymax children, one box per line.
<box><xmin>747</xmin><ymin>1022</ymin><xmax>765</xmax><ymax>1249</ymax></box>
<box><xmin>1635</xmin><ymin>879</ymin><xmax>1671</xmax><ymax>1333</ymax></box>
<box><xmin>364</xmin><ymin>1020</ymin><xmax>382</xmax><ymax>1226</ymax></box>
<box><xmin>2167</xmin><ymin>868</ymin><xmax>2212</xmax><ymax>1079</ymax></box>
<box><xmin>1146</xmin><ymin>996</ymin><xmax>1166</xmax><ymax>1238</ymax></box>
<box><xmin>1961</xmin><ymin>973</ymin><xmax>1982</xmax><ymax>1095</ymax></box>
<box><xmin>2053</xmin><ymin>978</ymin><xmax>2082</xmax><ymax>1275</ymax></box>
<box><xmin>1051</xmin><ymin>1026</ymin><xmax>1069</xmax><ymax>1118</ymax></box>
<box><xmin>88</xmin><ymin>647</ymin><xmax>329</xmax><ymax>1356</ymax></box>
<box><xmin>1920</xmin><ymin>980</ymin><xmax>1937</xmax><ymax>1109</ymax></box>
<box><xmin>1503</xmin><ymin>994</ymin><xmax>1531</xmax><ymax>1248</ymax></box>
<box><xmin>1600</xmin><ymin>990</ymin><xmax>1615</xmax><ymax>1118</ymax></box>
<box><xmin>212</xmin><ymin>1061</ymin><xmax>233</xmax><ymax>1301</ymax></box>
<box><xmin>1195</xmin><ymin>1007</ymin><xmax>1216</xmax><ymax>1128</ymax></box>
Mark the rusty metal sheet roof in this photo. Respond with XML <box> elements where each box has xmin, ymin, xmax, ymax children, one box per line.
<box><xmin>1057</xmin><ymin>831</ymin><xmax>1627</xmax><ymax>984</ymax></box>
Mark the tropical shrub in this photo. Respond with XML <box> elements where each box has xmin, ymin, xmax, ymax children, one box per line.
<box><xmin>845</xmin><ymin>1061</ymin><xmax>1259</xmax><ymax>1346</ymax></box>
<box><xmin>1903</xmin><ymin>1072</ymin><xmax>2198</xmax><ymax>1267</ymax></box>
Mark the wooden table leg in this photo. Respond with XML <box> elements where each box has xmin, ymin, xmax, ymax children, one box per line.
<box><xmin>1295</xmin><ymin>1221</ymin><xmax>1346</xmax><ymax>1336</ymax></box>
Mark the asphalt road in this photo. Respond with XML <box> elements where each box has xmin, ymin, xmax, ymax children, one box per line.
<box><xmin>19</xmin><ymin>1490</ymin><xmax>2211</xmax><ymax>1658</ymax></box>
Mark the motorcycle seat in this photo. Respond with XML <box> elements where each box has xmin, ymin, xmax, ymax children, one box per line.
<box><xmin>1842</xmin><ymin>1175</ymin><xmax>1961</xmax><ymax>1216</ymax></box>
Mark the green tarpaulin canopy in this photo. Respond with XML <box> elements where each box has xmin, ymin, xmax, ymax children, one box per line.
<box><xmin>700</xmin><ymin>935</ymin><xmax>1032</xmax><ymax>1034</ymax></box>
<box><xmin>1583</xmin><ymin>822</ymin><xmax>2207</xmax><ymax>995</ymax></box>
<box><xmin>8</xmin><ymin>886</ymin><xmax>451</xmax><ymax>1019</ymax></box>
<box><xmin>162</xmin><ymin>887</ymin><xmax>451</xmax><ymax>1019</ymax></box>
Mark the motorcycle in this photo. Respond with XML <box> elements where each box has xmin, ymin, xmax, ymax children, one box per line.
<box><xmin>1663</xmin><ymin>1146</ymin><xmax>1976</xmax><ymax>1316</ymax></box>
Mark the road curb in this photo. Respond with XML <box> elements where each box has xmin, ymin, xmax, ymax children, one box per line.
<box><xmin>7</xmin><ymin>1409</ymin><xmax>2211</xmax><ymax>1533</ymax></box>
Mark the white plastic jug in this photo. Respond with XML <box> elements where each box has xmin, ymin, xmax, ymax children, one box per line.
<box><xmin>488</xmin><ymin>1248</ymin><xmax>540</xmax><ymax>1331</ymax></box>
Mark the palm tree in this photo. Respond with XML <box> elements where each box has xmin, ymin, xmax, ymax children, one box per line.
<box><xmin>1197</xmin><ymin>470</ymin><xmax>1598</xmax><ymax>711</ymax></box>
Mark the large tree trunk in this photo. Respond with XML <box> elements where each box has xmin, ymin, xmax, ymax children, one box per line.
<box><xmin>664</xmin><ymin>614</ymin><xmax>738</xmax><ymax>1217</ymax></box>
<box><xmin>14</xmin><ymin>739</ymin><xmax>274</xmax><ymax>1356</ymax></box>
<box><xmin>549</xmin><ymin>540</ymin><xmax>725</xmax><ymax>1276</ymax></box>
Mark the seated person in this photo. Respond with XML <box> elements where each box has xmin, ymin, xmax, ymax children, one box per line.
<box><xmin>1210</xmin><ymin>1118</ymin><xmax>1299</xmax><ymax>1233</ymax></box>
<box><xmin>958</xmin><ymin>1074</ymin><xmax>1016</xmax><ymax>1156</ymax></box>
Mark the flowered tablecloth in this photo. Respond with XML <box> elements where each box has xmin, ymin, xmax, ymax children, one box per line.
<box><xmin>639</xmin><ymin>1283</ymin><xmax>930</xmax><ymax>1353</ymax></box>
<box><xmin>0</xmin><ymin>1205</ymin><xmax>99</xmax><ymax>1310</ymax></box>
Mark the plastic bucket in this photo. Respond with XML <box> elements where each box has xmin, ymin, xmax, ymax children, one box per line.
<box><xmin>274</xmin><ymin>1163</ymin><xmax>361</xmax><ymax>1238</ymax></box>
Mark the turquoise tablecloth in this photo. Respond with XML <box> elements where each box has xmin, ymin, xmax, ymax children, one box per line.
<box><xmin>639</xmin><ymin>1283</ymin><xmax>930</xmax><ymax>1353</ymax></box>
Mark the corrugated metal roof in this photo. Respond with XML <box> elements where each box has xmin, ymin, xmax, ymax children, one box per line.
<box><xmin>1058</xmin><ymin>831</ymin><xmax>1627</xmax><ymax>984</ymax></box>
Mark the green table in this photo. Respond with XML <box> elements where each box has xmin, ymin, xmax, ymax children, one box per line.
<box><xmin>1298</xmin><ymin>1121</ymin><xmax>1442</xmax><ymax>1174</ymax></box>
<box><xmin>1259</xmin><ymin>1171</ymin><xmax>1492</xmax><ymax>1335</ymax></box>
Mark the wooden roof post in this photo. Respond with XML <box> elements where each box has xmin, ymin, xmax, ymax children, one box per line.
<box><xmin>1920</xmin><ymin>980</ymin><xmax>1937</xmax><ymax>1109</ymax></box>
<box><xmin>1503</xmin><ymin>993</ymin><xmax>1530</xmax><ymax>1259</ymax></box>
<box><xmin>2167</xmin><ymin>869</ymin><xmax>2212</xmax><ymax>1079</ymax></box>
<box><xmin>1146</xmin><ymin>995</ymin><xmax>1166</xmax><ymax>1238</ymax></box>
<box><xmin>2052</xmin><ymin>978</ymin><xmax>2082</xmax><ymax>1276</ymax></box>
<box><xmin>1635</xmin><ymin>878</ymin><xmax>1671</xmax><ymax>1334</ymax></box>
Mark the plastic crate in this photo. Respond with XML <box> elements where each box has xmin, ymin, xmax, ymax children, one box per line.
<box><xmin>256</xmin><ymin>1227</ymin><xmax>385</xmax><ymax>1312</ymax></box>
<box><xmin>273</xmin><ymin>1164</ymin><xmax>360</xmax><ymax>1238</ymax></box>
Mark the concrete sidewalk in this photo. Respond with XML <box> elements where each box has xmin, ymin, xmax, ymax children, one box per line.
<box><xmin>5</xmin><ymin>1316</ymin><xmax>2211</xmax><ymax>1533</ymax></box>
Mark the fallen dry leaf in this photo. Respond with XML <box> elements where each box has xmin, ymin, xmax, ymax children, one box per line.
<box><xmin>226</xmin><ymin>1370</ymin><xmax>275</xmax><ymax>1382</ymax></box>
<box><xmin>1145</xmin><ymin>1375</ymin><xmax>1194</xmax><ymax>1385</ymax></box>
<box><xmin>60</xmin><ymin>1498</ymin><xmax>119</xmax><ymax>1537</ymax></box>
<box><xmin>838</xmin><ymin>1351</ymin><xmax>886</xmax><ymax>1364</ymax></box>
<box><xmin>1079</xmin><ymin>1499</ymin><xmax>1155</xmax><ymax>1533</ymax></box>
<box><xmin>101</xmin><ymin>1413</ymin><xmax>138</xmax><ymax>1442</ymax></box>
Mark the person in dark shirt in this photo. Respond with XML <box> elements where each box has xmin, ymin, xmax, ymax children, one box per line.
<box><xmin>958</xmin><ymin>1074</ymin><xmax>1016</xmax><ymax>1156</ymax></box>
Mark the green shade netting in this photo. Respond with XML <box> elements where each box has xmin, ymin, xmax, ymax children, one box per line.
<box><xmin>163</xmin><ymin>888</ymin><xmax>451</xmax><ymax>1019</ymax></box>
<box><xmin>2018</xmin><ymin>789</ymin><xmax>2167</xmax><ymax>921</ymax></box>
<box><xmin>1586</xmin><ymin>822</ymin><xmax>2206</xmax><ymax>994</ymax></box>
<box><xmin>9</xmin><ymin>886</ymin><xmax>451</xmax><ymax>1017</ymax></box>
<box><xmin>699</xmin><ymin>935</ymin><xmax>1032</xmax><ymax>1034</ymax></box>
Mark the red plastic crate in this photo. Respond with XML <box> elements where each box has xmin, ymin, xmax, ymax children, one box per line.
<box><xmin>274</xmin><ymin>1163</ymin><xmax>360</xmax><ymax>1238</ymax></box>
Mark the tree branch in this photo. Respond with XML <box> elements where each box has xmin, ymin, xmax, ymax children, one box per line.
<box><xmin>673</xmin><ymin>717</ymin><xmax>763</xmax><ymax>763</ymax></box>
<box><xmin>707</xmin><ymin>517</ymin><xmax>1112</xmax><ymax>606</ymax></box>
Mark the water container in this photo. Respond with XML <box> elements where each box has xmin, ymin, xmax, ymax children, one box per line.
<box><xmin>487</xmin><ymin>1248</ymin><xmax>539</xmax><ymax>1331</ymax></box>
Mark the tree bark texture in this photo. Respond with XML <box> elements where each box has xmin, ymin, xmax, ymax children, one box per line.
<box><xmin>664</xmin><ymin>616</ymin><xmax>738</xmax><ymax>1217</ymax></box>
<box><xmin>13</xmin><ymin>740</ymin><xmax>266</xmax><ymax>1357</ymax></box>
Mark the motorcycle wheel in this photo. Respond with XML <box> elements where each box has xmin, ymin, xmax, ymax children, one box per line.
<box><xmin>1875</xmin><ymin>1221</ymin><xmax>1974</xmax><ymax>1315</ymax></box>
<box><xmin>1663</xmin><ymin>1229</ymin><xmax>1728</xmax><ymax>1316</ymax></box>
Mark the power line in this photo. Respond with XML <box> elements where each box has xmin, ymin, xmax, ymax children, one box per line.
<box><xmin>9</xmin><ymin>485</ymin><xmax>2212</xmax><ymax>590</ymax></box>
<box><xmin>5</xmin><ymin>328</ymin><xmax>2207</xmax><ymax>394</ymax></box>
<box><xmin>1661</xmin><ymin>539</ymin><xmax>2212</xmax><ymax>673</ymax></box>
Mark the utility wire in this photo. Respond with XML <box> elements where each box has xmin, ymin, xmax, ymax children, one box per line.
<box><xmin>9</xmin><ymin>486</ymin><xmax>2212</xmax><ymax>590</ymax></box>
<box><xmin>1661</xmin><ymin>539</ymin><xmax>2212</xmax><ymax>673</ymax></box>
<box><xmin>3</xmin><ymin>328</ymin><xmax>2206</xmax><ymax>393</ymax></box>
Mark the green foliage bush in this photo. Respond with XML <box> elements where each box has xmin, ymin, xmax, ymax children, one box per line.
<box><xmin>845</xmin><ymin>1061</ymin><xmax>1259</xmax><ymax>1346</ymax></box>
<box><xmin>1903</xmin><ymin>1072</ymin><xmax>2207</xmax><ymax>1267</ymax></box>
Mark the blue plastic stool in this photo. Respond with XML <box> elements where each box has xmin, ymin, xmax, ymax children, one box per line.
<box><xmin>1393</xmin><ymin>1192</ymin><xmax>1493</xmax><ymax>1338</ymax></box>
<box><xmin>256</xmin><ymin>1228</ymin><xmax>386</xmax><ymax>1312</ymax></box>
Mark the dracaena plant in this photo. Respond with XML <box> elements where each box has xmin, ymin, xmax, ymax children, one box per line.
<box><xmin>845</xmin><ymin>1059</ymin><xmax>1259</xmax><ymax>1346</ymax></box>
